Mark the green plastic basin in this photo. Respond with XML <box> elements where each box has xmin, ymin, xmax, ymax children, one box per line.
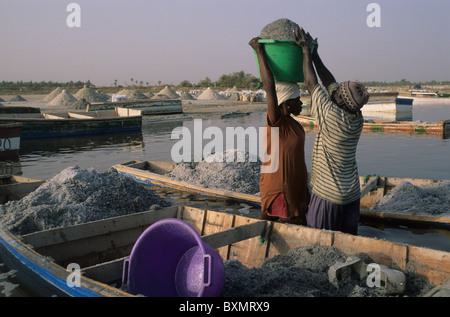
<box><xmin>254</xmin><ymin>39</ymin><xmax>316</xmax><ymax>83</ymax></box>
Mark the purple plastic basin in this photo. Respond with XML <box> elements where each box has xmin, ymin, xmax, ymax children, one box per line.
<box><xmin>122</xmin><ymin>218</ymin><xmax>224</xmax><ymax>297</ymax></box>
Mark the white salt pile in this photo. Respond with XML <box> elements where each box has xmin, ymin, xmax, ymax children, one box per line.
<box><xmin>70</xmin><ymin>99</ymin><xmax>89</xmax><ymax>110</ymax></box>
<box><xmin>44</xmin><ymin>87</ymin><xmax>63</xmax><ymax>102</ymax></box>
<box><xmin>9</xmin><ymin>95</ymin><xmax>26</xmax><ymax>102</ymax></box>
<box><xmin>96</xmin><ymin>90</ymin><xmax>111</xmax><ymax>101</ymax></box>
<box><xmin>179</xmin><ymin>91</ymin><xmax>195</xmax><ymax>100</ymax></box>
<box><xmin>74</xmin><ymin>85</ymin><xmax>108</xmax><ymax>102</ymax></box>
<box><xmin>222</xmin><ymin>243</ymin><xmax>433</xmax><ymax>297</ymax></box>
<box><xmin>259</xmin><ymin>18</ymin><xmax>300</xmax><ymax>40</ymax></box>
<box><xmin>151</xmin><ymin>93</ymin><xmax>171</xmax><ymax>100</ymax></box>
<box><xmin>371</xmin><ymin>181</ymin><xmax>450</xmax><ymax>215</ymax></box>
<box><xmin>157</xmin><ymin>86</ymin><xmax>180</xmax><ymax>99</ymax></box>
<box><xmin>47</xmin><ymin>89</ymin><xmax>77</xmax><ymax>107</ymax></box>
<box><xmin>168</xmin><ymin>150</ymin><xmax>261</xmax><ymax>195</ymax></box>
<box><xmin>0</xmin><ymin>166</ymin><xmax>172</xmax><ymax>235</ymax></box>
<box><xmin>116</xmin><ymin>89</ymin><xmax>148</xmax><ymax>100</ymax></box>
<box><xmin>196</xmin><ymin>87</ymin><xmax>227</xmax><ymax>101</ymax></box>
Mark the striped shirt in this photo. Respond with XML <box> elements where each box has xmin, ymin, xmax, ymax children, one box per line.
<box><xmin>309</xmin><ymin>83</ymin><xmax>363</xmax><ymax>205</ymax></box>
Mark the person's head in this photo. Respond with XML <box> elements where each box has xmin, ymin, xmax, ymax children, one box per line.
<box><xmin>275</xmin><ymin>82</ymin><xmax>303</xmax><ymax>116</ymax></box>
<box><xmin>281</xmin><ymin>97</ymin><xmax>302</xmax><ymax>116</ymax></box>
<box><xmin>332</xmin><ymin>81</ymin><xmax>369</xmax><ymax>114</ymax></box>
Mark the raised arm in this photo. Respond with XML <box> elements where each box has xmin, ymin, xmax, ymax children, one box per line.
<box><xmin>311</xmin><ymin>43</ymin><xmax>336</xmax><ymax>88</ymax></box>
<box><xmin>249</xmin><ymin>37</ymin><xmax>280</xmax><ymax>123</ymax></box>
<box><xmin>294</xmin><ymin>28</ymin><xmax>318</xmax><ymax>95</ymax></box>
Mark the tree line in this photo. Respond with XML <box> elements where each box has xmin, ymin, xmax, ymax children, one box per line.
<box><xmin>0</xmin><ymin>80</ymin><xmax>93</xmax><ymax>92</ymax></box>
<box><xmin>2</xmin><ymin>76</ymin><xmax>450</xmax><ymax>93</ymax></box>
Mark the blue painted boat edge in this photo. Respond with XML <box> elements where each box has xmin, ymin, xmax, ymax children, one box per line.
<box><xmin>0</xmin><ymin>230</ymin><xmax>101</xmax><ymax>297</ymax></box>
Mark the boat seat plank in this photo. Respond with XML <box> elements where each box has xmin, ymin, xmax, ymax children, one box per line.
<box><xmin>81</xmin><ymin>257</ymin><xmax>127</xmax><ymax>285</ymax></box>
<box><xmin>42</xmin><ymin>113</ymin><xmax>67</xmax><ymax>119</ymax></box>
<box><xmin>21</xmin><ymin>206</ymin><xmax>179</xmax><ymax>249</ymax></box>
<box><xmin>202</xmin><ymin>221</ymin><xmax>267</xmax><ymax>249</ymax></box>
<box><xmin>67</xmin><ymin>112</ymin><xmax>96</xmax><ymax>119</ymax></box>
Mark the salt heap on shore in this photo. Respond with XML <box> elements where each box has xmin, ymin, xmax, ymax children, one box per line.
<box><xmin>179</xmin><ymin>91</ymin><xmax>195</xmax><ymax>100</ymax></box>
<box><xmin>74</xmin><ymin>85</ymin><xmax>108</xmax><ymax>103</ymax></box>
<box><xmin>168</xmin><ymin>150</ymin><xmax>261</xmax><ymax>195</ymax></box>
<box><xmin>157</xmin><ymin>86</ymin><xmax>180</xmax><ymax>99</ymax></box>
<box><xmin>116</xmin><ymin>89</ymin><xmax>148</xmax><ymax>100</ymax></box>
<box><xmin>47</xmin><ymin>89</ymin><xmax>77</xmax><ymax>107</ymax></box>
<box><xmin>44</xmin><ymin>87</ymin><xmax>63</xmax><ymax>102</ymax></box>
<box><xmin>9</xmin><ymin>95</ymin><xmax>26</xmax><ymax>102</ymax></box>
<box><xmin>371</xmin><ymin>181</ymin><xmax>450</xmax><ymax>215</ymax></box>
<box><xmin>196</xmin><ymin>87</ymin><xmax>227</xmax><ymax>101</ymax></box>
<box><xmin>0</xmin><ymin>166</ymin><xmax>172</xmax><ymax>235</ymax></box>
<box><xmin>151</xmin><ymin>94</ymin><xmax>171</xmax><ymax>100</ymax></box>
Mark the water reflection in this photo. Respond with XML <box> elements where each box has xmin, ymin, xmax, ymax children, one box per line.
<box><xmin>20</xmin><ymin>131</ymin><xmax>144</xmax><ymax>155</ymax></box>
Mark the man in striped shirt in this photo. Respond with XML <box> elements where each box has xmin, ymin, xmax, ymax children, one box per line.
<box><xmin>295</xmin><ymin>28</ymin><xmax>369</xmax><ymax>234</ymax></box>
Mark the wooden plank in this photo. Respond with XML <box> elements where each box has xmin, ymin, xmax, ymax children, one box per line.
<box><xmin>21</xmin><ymin>206</ymin><xmax>179</xmax><ymax>248</ymax></box>
<box><xmin>42</xmin><ymin>113</ymin><xmax>66</xmax><ymax>119</ymax></box>
<box><xmin>384</xmin><ymin>176</ymin><xmax>442</xmax><ymax>187</ymax></box>
<box><xmin>202</xmin><ymin>211</ymin><xmax>234</xmax><ymax>259</ymax></box>
<box><xmin>67</xmin><ymin>112</ymin><xmax>95</xmax><ymax>119</ymax></box>
<box><xmin>179</xmin><ymin>206</ymin><xmax>206</xmax><ymax>234</ymax></box>
<box><xmin>360</xmin><ymin>209</ymin><xmax>450</xmax><ymax>224</ymax></box>
<box><xmin>82</xmin><ymin>257</ymin><xmax>127</xmax><ymax>285</ymax></box>
<box><xmin>267</xmin><ymin>223</ymin><xmax>334</xmax><ymax>258</ymax></box>
<box><xmin>408</xmin><ymin>246</ymin><xmax>450</xmax><ymax>286</ymax></box>
<box><xmin>333</xmin><ymin>232</ymin><xmax>408</xmax><ymax>270</ymax></box>
<box><xmin>147</xmin><ymin>161</ymin><xmax>177</xmax><ymax>174</ymax></box>
<box><xmin>228</xmin><ymin>216</ymin><xmax>268</xmax><ymax>268</ymax></box>
<box><xmin>202</xmin><ymin>220</ymin><xmax>266</xmax><ymax>249</ymax></box>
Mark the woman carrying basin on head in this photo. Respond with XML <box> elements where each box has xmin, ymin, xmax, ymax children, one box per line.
<box><xmin>249</xmin><ymin>37</ymin><xmax>310</xmax><ymax>225</ymax></box>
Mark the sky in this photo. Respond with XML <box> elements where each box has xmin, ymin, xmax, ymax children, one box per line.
<box><xmin>1</xmin><ymin>0</ymin><xmax>450</xmax><ymax>87</ymax></box>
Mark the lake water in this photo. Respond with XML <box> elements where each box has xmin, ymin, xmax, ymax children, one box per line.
<box><xmin>1</xmin><ymin>101</ymin><xmax>449</xmax><ymax>296</ymax></box>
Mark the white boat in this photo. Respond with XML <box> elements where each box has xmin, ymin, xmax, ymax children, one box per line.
<box><xmin>398</xmin><ymin>91</ymin><xmax>450</xmax><ymax>105</ymax></box>
<box><xmin>362</xmin><ymin>97</ymin><xmax>412</xmax><ymax>114</ymax></box>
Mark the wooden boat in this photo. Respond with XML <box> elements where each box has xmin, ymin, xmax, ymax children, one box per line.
<box><xmin>0</xmin><ymin>106</ymin><xmax>41</xmax><ymax>115</ymax></box>
<box><xmin>0</xmin><ymin>174</ymin><xmax>45</xmax><ymax>204</ymax></box>
<box><xmin>398</xmin><ymin>90</ymin><xmax>439</xmax><ymax>98</ymax></box>
<box><xmin>112</xmin><ymin>161</ymin><xmax>450</xmax><ymax>229</ymax></box>
<box><xmin>398</xmin><ymin>91</ymin><xmax>450</xmax><ymax>105</ymax></box>
<box><xmin>113</xmin><ymin>160</ymin><xmax>261</xmax><ymax>206</ymax></box>
<box><xmin>293</xmin><ymin>115</ymin><xmax>450</xmax><ymax>139</ymax></box>
<box><xmin>0</xmin><ymin>123</ymin><xmax>21</xmax><ymax>159</ymax></box>
<box><xmin>87</xmin><ymin>99</ymin><xmax>183</xmax><ymax>116</ymax></box>
<box><xmin>0</xmin><ymin>107</ymin><xmax>142</xmax><ymax>139</ymax></box>
<box><xmin>0</xmin><ymin>204</ymin><xmax>449</xmax><ymax>297</ymax></box>
<box><xmin>362</xmin><ymin>97</ymin><xmax>412</xmax><ymax>114</ymax></box>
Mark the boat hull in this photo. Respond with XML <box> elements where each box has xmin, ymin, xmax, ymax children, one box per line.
<box><xmin>0</xmin><ymin>123</ymin><xmax>21</xmax><ymax>159</ymax></box>
<box><xmin>112</xmin><ymin>161</ymin><xmax>450</xmax><ymax>229</ymax></box>
<box><xmin>1</xmin><ymin>205</ymin><xmax>449</xmax><ymax>297</ymax></box>
<box><xmin>0</xmin><ymin>108</ymin><xmax>142</xmax><ymax>139</ymax></box>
